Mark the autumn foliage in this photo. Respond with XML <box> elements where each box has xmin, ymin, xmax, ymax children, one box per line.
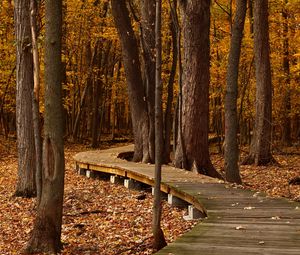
<box><xmin>1</xmin><ymin>0</ymin><xmax>299</xmax><ymax>144</ymax></box>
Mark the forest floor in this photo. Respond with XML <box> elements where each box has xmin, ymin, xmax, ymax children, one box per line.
<box><xmin>214</xmin><ymin>145</ymin><xmax>300</xmax><ymax>201</ymax></box>
<box><xmin>0</xmin><ymin>136</ymin><xmax>299</xmax><ymax>255</ymax></box>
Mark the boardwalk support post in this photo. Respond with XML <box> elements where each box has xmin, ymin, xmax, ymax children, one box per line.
<box><xmin>86</xmin><ymin>169</ymin><xmax>96</xmax><ymax>178</ymax></box>
<box><xmin>152</xmin><ymin>187</ymin><xmax>168</xmax><ymax>200</ymax></box>
<box><xmin>168</xmin><ymin>194</ymin><xmax>189</xmax><ymax>208</ymax></box>
<box><xmin>124</xmin><ymin>179</ymin><xmax>142</xmax><ymax>190</ymax></box>
<box><xmin>78</xmin><ymin>168</ymin><xmax>86</xmax><ymax>176</ymax></box>
<box><xmin>110</xmin><ymin>175</ymin><xmax>124</xmax><ymax>184</ymax></box>
<box><xmin>183</xmin><ymin>205</ymin><xmax>206</xmax><ymax>220</ymax></box>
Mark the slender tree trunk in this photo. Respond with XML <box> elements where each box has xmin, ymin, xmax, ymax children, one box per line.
<box><xmin>91</xmin><ymin>79</ymin><xmax>101</xmax><ymax>148</ymax></box>
<box><xmin>224</xmin><ymin>0</ymin><xmax>246</xmax><ymax>184</ymax></box>
<box><xmin>212</xmin><ymin>20</ymin><xmax>223</xmax><ymax>153</ymax></box>
<box><xmin>89</xmin><ymin>44</ymin><xmax>100</xmax><ymax>145</ymax></box>
<box><xmin>30</xmin><ymin>0</ymin><xmax>42</xmax><ymax>204</ymax></box>
<box><xmin>164</xmin><ymin>0</ymin><xmax>178</xmax><ymax>163</ymax></box>
<box><xmin>0</xmin><ymin>66</ymin><xmax>16</xmax><ymax>139</ymax></box>
<box><xmin>171</xmin><ymin>0</ymin><xmax>185</xmax><ymax>167</ymax></box>
<box><xmin>25</xmin><ymin>0</ymin><xmax>65</xmax><ymax>252</ymax></box>
<box><xmin>90</xmin><ymin>42</ymin><xmax>104</xmax><ymax>148</ymax></box>
<box><xmin>72</xmin><ymin>42</ymin><xmax>98</xmax><ymax>141</ymax></box>
<box><xmin>14</xmin><ymin>0</ymin><xmax>36</xmax><ymax>198</ymax></box>
<box><xmin>238</xmin><ymin>57</ymin><xmax>254</xmax><ymax>146</ymax></box>
<box><xmin>111</xmin><ymin>60</ymin><xmax>122</xmax><ymax>140</ymax></box>
<box><xmin>281</xmin><ymin>0</ymin><xmax>292</xmax><ymax>146</ymax></box>
<box><xmin>153</xmin><ymin>0</ymin><xmax>167</xmax><ymax>251</ymax></box>
<box><xmin>111</xmin><ymin>0</ymin><xmax>151</xmax><ymax>163</ymax></box>
<box><xmin>242</xmin><ymin>0</ymin><xmax>274</xmax><ymax>165</ymax></box>
<box><xmin>141</xmin><ymin>0</ymin><xmax>156</xmax><ymax>162</ymax></box>
<box><xmin>174</xmin><ymin>0</ymin><xmax>223</xmax><ymax>179</ymax></box>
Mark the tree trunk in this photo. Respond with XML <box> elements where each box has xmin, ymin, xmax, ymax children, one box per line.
<box><xmin>238</xmin><ymin>57</ymin><xmax>254</xmax><ymax>146</ymax></box>
<box><xmin>0</xmin><ymin>66</ymin><xmax>16</xmax><ymax>139</ymax></box>
<box><xmin>174</xmin><ymin>0</ymin><xmax>223</xmax><ymax>180</ymax></box>
<box><xmin>224</xmin><ymin>0</ymin><xmax>246</xmax><ymax>184</ymax></box>
<box><xmin>14</xmin><ymin>0</ymin><xmax>36</xmax><ymax>198</ymax></box>
<box><xmin>111</xmin><ymin>0</ymin><xmax>151</xmax><ymax>163</ymax></box>
<box><xmin>30</xmin><ymin>0</ymin><xmax>42</xmax><ymax>204</ymax></box>
<box><xmin>90</xmin><ymin>78</ymin><xmax>101</xmax><ymax>148</ymax></box>
<box><xmin>72</xmin><ymin>42</ymin><xmax>98</xmax><ymax>141</ymax></box>
<box><xmin>25</xmin><ymin>0</ymin><xmax>65</xmax><ymax>252</ymax></box>
<box><xmin>153</xmin><ymin>0</ymin><xmax>167</xmax><ymax>251</ymax></box>
<box><xmin>141</xmin><ymin>0</ymin><xmax>156</xmax><ymax>162</ymax></box>
<box><xmin>242</xmin><ymin>0</ymin><xmax>274</xmax><ymax>165</ymax></box>
<box><xmin>164</xmin><ymin>0</ymin><xmax>178</xmax><ymax>163</ymax></box>
<box><xmin>90</xmin><ymin>42</ymin><xmax>104</xmax><ymax>148</ymax></box>
<box><xmin>281</xmin><ymin>0</ymin><xmax>292</xmax><ymax>146</ymax></box>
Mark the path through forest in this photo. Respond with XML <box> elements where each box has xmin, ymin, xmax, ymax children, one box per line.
<box><xmin>0</xmin><ymin>138</ymin><xmax>299</xmax><ymax>254</ymax></box>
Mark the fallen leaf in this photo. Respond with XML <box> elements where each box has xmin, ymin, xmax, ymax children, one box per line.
<box><xmin>244</xmin><ymin>206</ymin><xmax>255</xmax><ymax>210</ymax></box>
<box><xmin>271</xmin><ymin>216</ymin><xmax>281</xmax><ymax>220</ymax></box>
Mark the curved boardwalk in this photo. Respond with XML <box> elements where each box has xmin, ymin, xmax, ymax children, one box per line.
<box><xmin>74</xmin><ymin>145</ymin><xmax>300</xmax><ymax>255</ymax></box>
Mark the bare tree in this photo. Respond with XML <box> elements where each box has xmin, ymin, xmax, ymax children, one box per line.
<box><xmin>224</xmin><ymin>0</ymin><xmax>247</xmax><ymax>184</ymax></box>
<box><xmin>111</xmin><ymin>0</ymin><xmax>151</xmax><ymax>162</ymax></box>
<box><xmin>243</xmin><ymin>0</ymin><xmax>275</xmax><ymax>165</ymax></box>
<box><xmin>14</xmin><ymin>0</ymin><xmax>36</xmax><ymax>198</ymax></box>
<box><xmin>25</xmin><ymin>0</ymin><xmax>65</xmax><ymax>252</ymax></box>
<box><xmin>281</xmin><ymin>0</ymin><xmax>292</xmax><ymax>146</ymax></box>
<box><xmin>141</xmin><ymin>0</ymin><xmax>156</xmax><ymax>162</ymax></box>
<box><xmin>30</xmin><ymin>0</ymin><xmax>42</xmax><ymax>204</ymax></box>
<box><xmin>152</xmin><ymin>0</ymin><xmax>167</xmax><ymax>251</ymax></box>
<box><xmin>174</xmin><ymin>0</ymin><xmax>223</xmax><ymax>179</ymax></box>
<box><xmin>164</xmin><ymin>0</ymin><xmax>178</xmax><ymax>163</ymax></box>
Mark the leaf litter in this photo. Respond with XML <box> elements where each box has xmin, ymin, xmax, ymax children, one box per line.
<box><xmin>211</xmin><ymin>147</ymin><xmax>300</xmax><ymax>201</ymax></box>
<box><xmin>0</xmin><ymin>139</ymin><xmax>197</xmax><ymax>254</ymax></box>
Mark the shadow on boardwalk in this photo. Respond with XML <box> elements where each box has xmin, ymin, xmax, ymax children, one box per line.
<box><xmin>74</xmin><ymin>145</ymin><xmax>300</xmax><ymax>255</ymax></box>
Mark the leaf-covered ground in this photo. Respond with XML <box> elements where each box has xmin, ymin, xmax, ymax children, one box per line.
<box><xmin>0</xmin><ymin>139</ymin><xmax>197</xmax><ymax>255</ymax></box>
<box><xmin>0</xmin><ymin>137</ymin><xmax>299</xmax><ymax>254</ymax></box>
<box><xmin>212</xmin><ymin>146</ymin><xmax>300</xmax><ymax>201</ymax></box>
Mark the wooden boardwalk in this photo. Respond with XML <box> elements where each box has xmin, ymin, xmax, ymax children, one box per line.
<box><xmin>74</xmin><ymin>145</ymin><xmax>300</xmax><ymax>255</ymax></box>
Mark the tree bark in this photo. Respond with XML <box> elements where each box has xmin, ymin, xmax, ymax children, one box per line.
<box><xmin>14</xmin><ymin>0</ymin><xmax>36</xmax><ymax>198</ymax></box>
<box><xmin>174</xmin><ymin>0</ymin><xmax>223</xmax><ymax>180</ymax></box>
<box><xmin>281</xmin><ymin>0</ymin><xmax>292</xmax><ymax>146</ymax></box>
<box><xmin>25</xmin><ymin>0</ymin><xmax>65</xmax><ymax>252</ymax></box>
<box><xmin>164</xmin><ymin>0</ymin><xmax>178</xmax><ymax>163</ymax></box>
<box><xmin>153</xmin><ymin>0</ymin><xmax>167</xmax><ymax>251</ymax></box>
<box><xmin>30</xmin><ymin>0</ymin><xmax>42</xmax><ymax>205</ymax></box>
<box><xmin>224</xmin><ymin>0</ymin><xmax>246</xmax><ymax>184</ymax></box>
<box><xmin>242</xmin><ymin>0</ymin><xmax>274</xmax><ymax>165</ymax></box>
<box><xmin>141</xmin><ymin>0</ymin><xmax>156</xmax><ymax>162</ymax></box>
<box><xmin>111</xmin><ymin>0</ymin><xmax>151</xmax><ymax>163</ymax></box>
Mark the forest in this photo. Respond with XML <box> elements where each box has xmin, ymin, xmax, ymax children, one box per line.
<box><xmin>0</xmin><ymin>0</ymin><xmax>300</xmax><ymax>254</ymax></box>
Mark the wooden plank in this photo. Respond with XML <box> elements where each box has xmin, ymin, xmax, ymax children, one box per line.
<box><xmin>73</xmin><ymin>147</ymin><xmax>300</xmax><ymax>255</ymax></box>
<box><xmin>126</xmin><ymin>171</ymin><xmax>154</xmax><ymax>186</ymax></box>
<box><xmin>157</xmin><ymin>243</ymin><xmax>300</xmax><ymax>255</ymax></box>
<box><xmin>208</xmin><ymin>217</ymin><xmax>300</xmax><ymax>226</ymax></box>
<box><xmin>197</xmin><ymin>222</ymin><xmax>300</xmax><ymax>233</ymax></box>
<box><xmin>88</xmin><ymin>164</ymin><xmax>127</xmax><ymax>177</ymax></box>
<box><xmin>206</xmin><ymin>209</ymin><xmax>300</xmax><ymax>219</ymax></box>
<box><xmin>77</xmin><ymin>162</ymin><xmax>89</xmax><ymax>169</ymax></box>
